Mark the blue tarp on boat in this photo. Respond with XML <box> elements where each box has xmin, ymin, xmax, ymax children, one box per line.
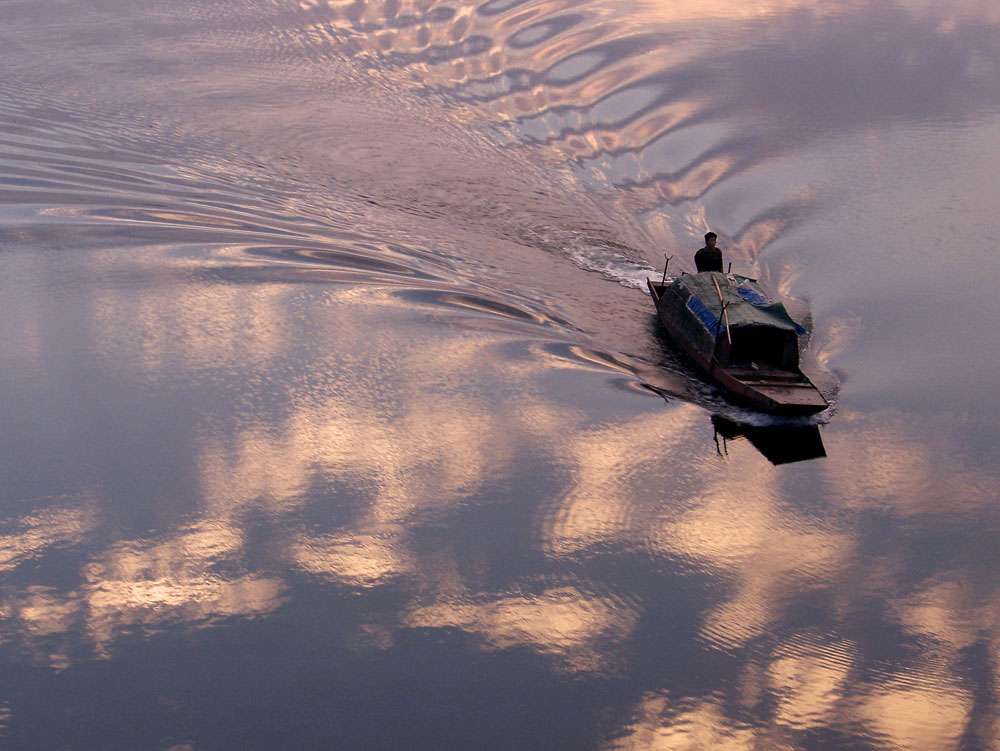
<box><xmin>686</xmin><ymin>294</ymin><xmax>720</xmax><ymax>333</ymax></box>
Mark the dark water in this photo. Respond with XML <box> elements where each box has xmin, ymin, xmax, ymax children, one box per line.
<box><xmin>2</xmin><ymin>0</ymin><xmax>1000</xmax><ymax>748</ymax></box>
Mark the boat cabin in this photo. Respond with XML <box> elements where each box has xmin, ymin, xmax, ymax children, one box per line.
<box><xmin>657</xmin><ymin>272</ymin><xmax>803</xmax><ymax>371</ymax></box>
<box><xmin>715</xmin><ymin>317</ymin><xmax>799</xmax><ymax>370</ymax></box>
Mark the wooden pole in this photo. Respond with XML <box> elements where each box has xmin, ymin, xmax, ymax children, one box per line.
<box><xmin>712</xmin><ymin>275</ymin><xmax>732</xmax><ymax>345</ymax></box>
<box><xmin>661</xmin><ymin>255</ymin><xmax>673</xmax><ymax>285</ymax></box>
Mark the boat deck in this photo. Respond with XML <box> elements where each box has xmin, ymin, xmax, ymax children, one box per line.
<box><xmin>726</xmin><ymin>368</ymin><xmax>811</xmax><ymax>385</ymax></box>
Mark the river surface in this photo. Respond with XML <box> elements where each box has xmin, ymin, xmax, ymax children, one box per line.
<box><xmin>2</xmin><ymin>1</ymin><xmax>1000</xmax><ymax>749</ymax></box>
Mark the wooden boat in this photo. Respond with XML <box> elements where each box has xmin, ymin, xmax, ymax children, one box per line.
<box><xmin>648</xmin><ymin>271</ymin><xmax>828</xmax><ymax>415</ymax></box>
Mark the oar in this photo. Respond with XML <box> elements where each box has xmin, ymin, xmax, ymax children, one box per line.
<box><xmin>661</xmin><ymin>254</ymin><xmax>673</xmax><ymax>285</ymax></box>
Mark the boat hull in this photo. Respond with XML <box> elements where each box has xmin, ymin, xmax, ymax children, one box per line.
<box><xmin>648</xmin><ymin>278</ymin><xmax>828</xmax><ymax>415</ymax></box>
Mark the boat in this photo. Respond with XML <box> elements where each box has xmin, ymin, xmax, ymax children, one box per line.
<box><xmin>647</xmin><ymin>271</ymin><xmax>828</xmax><ymax>415</ymax></box>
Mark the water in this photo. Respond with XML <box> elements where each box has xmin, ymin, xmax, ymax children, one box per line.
<box><xmin>2</xmin><ymin>0</ymin><xmax>999</xmax><ymax>748</ymax></box>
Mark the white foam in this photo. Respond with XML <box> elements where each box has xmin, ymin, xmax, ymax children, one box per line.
<box><xmin>563</xmin><ymin>237</ymin><xmax>664</xmax><ymax>290</ymax></box>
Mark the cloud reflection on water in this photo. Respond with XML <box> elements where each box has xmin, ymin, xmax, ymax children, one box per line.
<box><xmin>5</xmin><ymin>255</ymin><xmax>997</xmax><ymax>743</ymax></box>
<box><xmin>3</xmin><ymin>0</ymin><xmax>1000</xmax><ymax>746</ymax></box>
<box><xmin>407</xmin><ymin>587</ymin><xmax>640</xmax><ymax>674</ymax></box>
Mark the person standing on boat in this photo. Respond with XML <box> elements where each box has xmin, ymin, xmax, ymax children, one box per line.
<box><xmin>695</xmin><ymin>232</ymin><xmax>724</xmax><ymax>273</ymax></box>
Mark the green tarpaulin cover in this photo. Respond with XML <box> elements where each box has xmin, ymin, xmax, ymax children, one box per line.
<box><xmin>679</xmin><ymin>272</ymin><xmax>800</xmax><ymax>334</ymax></box>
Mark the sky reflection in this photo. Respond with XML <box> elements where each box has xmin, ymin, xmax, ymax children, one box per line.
<box><xmin>3</xmin><ymin>0</ymin><xmax>1000</xmax><ymax>747</ymax></box>
<box><xmin>3</xmin><ymin>233</ymin><xmax>998</xmax><ymax>743</ymax></box>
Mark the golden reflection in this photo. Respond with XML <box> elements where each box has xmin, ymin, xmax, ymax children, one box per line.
<box><xmin>541</xmin><ymin>405</ymin><xmax>702</xmax><ymax>558</ymax></box>
<box><xmin>3</xmin><ymin>518</ymin><xmax>286</xmax><ymax>662</ymax></box>
<box><xmin>664</xmin><ymin>157</ymin><xmax>735</xmax><ymax>203</ymax></box>
<box><xmin>613</xmin><ymin>663</ymin><xmax>975</xmax><ymax>751</ymax></box>
<box><xmin>766</xmin><ymin>635</ymin><xmax>855</xmax><ymax>730</ymax></box>
<box><xmin>290</xmin><ymin>525</ymin><xmax>412</xmax><ymax>587</ymax></box>
<box><xmin>82</xmin><ymin>521</ymin><xmax>287</xmax><ymax>652</ymax></box>
<box><xmin>47</xmin><ymin>257</ymin><xmax>1000</xmax><ymax>695</ymax></box>
<box><xmin>663</xmin><ymin>468</ymin><xmax>851</xmax><ymax>648</ymax></box>
<box><xmin>36</xmin><ymin>275</ymin><xmax>642</xmax><ymax>670</ymax></box>
<box><xmin>535</xmin><ymin>400</ymin><xmax>996</xmax><ymax>745</ymax></box>
<box><xmin>82</xmin><ymin>246</ymin><xmax>294</xmax><ymax>376</ymax></box>
<box><xmin>851</xmin><ymin>673</ymin><xmax>973</xmax><ymax>751</ymax></box>
<box><xmin>734</xmin><ymin>216</ymin><xmax>786</xmax><ymax>262</ymax></box>
<box><xmin>9</xmin><ymin>586</ymin><xmax>80</xmax><ymax>638</ymax></box>
<box><xmin>824</xmin><ymin>410</ymin><xmax>993</xmax><ymax>515</ymax></box>
<box><xmin>406</xmin><ymin>587</ymin><xmax>639</xmax><ymax>673</ymax></box>
<box><xmin>4</xmin><ymin>587</ymin><xmax>81</xmax><ymax>670</ymax></box>
<box><xmin>542</xmin><ymin>401</ymin><xmax>851</xmax><ymax>650</ymax></box>
<box><xmin>268</xmin><ymin>0</ymin><xmax>826</xmax><ymax>220</ymax></box>
<box><xmin>84</xmin><ymin>571</ymin><xmax>285</xmax><ymax>653</ymax></box>
<box><xmin>891</xmin><ymin>577</ymin><xmax>981</xmax><ymax>651</ymax></box>
<box><xmin>0</xmin><ymin>505</ymin><xmax>96</xmax><ymax>572</ymax></box>
<box><xmin>609</xmin><ymin>694</ymin><xmax>769</xmax><ymax>750</ymax></box>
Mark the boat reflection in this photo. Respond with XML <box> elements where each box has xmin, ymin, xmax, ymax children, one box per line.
<box><xmin>711</xmin><ymin>414</ymin><xmax>826</xmax><ymax>465</ymax></box>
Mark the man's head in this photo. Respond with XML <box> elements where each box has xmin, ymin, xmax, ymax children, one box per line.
<box><xmin>704</xmin><ymin>232</ymin><xmax>717</xmax><ymax>247</ymax></box>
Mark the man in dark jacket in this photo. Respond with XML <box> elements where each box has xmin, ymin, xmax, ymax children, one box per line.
<box><xmin>695</xmin><ymin>232</ymin><xmax>723</xmax><ymax>272</ymax></box>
